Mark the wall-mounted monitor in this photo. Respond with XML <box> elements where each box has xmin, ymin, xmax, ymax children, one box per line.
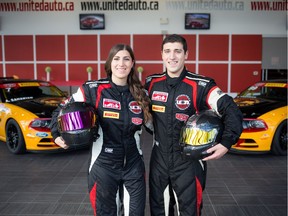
<box><xmin>185</xmin><ymin>13</ymin><xmax>210</xmax><ymax>30</ymax></box>
<box><xmin>80</xmin><ymin>14</ymin><xmax>105</xmax><ymax>30</ymax></box>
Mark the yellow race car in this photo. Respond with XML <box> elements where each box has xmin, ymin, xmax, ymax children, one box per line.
<box><xmin>230</xmin><ymin>79</ymin><xmax>287</xmax><ymax>155</ymax></box>
<box><xmin>0</xmin><ymin>77</ymin><xmax>70</xmax><ymax>154</ymax></box>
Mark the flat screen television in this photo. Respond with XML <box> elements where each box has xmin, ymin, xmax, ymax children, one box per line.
<box><xmin>185</xmin><ymin>13</ymin><xmax>210</xmax><ymax>30</ymax></box>
<box><xmin>79</xmin><ymin>14</ymin><xmax>105</xmax><ymax>30</ymax></box>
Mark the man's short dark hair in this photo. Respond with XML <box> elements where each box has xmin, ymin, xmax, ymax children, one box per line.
<box><xmin>162</xmin><ymin>34</ymin><xmax>188</xmax><ymax>53</ymax></box>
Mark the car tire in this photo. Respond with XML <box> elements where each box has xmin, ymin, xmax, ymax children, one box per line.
<box><xmin>271</xmin><ymin>119</ymin><xmax>287</xmax><ymax>156</ymax></box>
<box><xmin>6</xmin><ymin>119</ymin><xmax>26</xmax><ymax>154</ymax></box>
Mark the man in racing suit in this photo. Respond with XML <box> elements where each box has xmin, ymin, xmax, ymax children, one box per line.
<box><xmin>50</xmin><ymin>44</ymin><xmax>152</xmax><ymax>216</ymax></box>
<box><xmin>145</xmin><ymin>34</ymin><xmax>243</xmax><ymax>216</ymax></box>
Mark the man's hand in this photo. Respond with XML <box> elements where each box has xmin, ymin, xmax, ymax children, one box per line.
<box><xmin>202</xmin><ymin>144</ymin><xmax>228</xmax><ymax>161</ymax></box>
<box><xmin>55</xmin><ymin>137</ymin><xmax>69</xmax><ymax>149</ymax></box>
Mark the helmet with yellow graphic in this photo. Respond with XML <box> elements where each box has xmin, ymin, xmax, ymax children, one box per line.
<box><xmin>179</xmin><ymin>110</ymin><xmax>224</xmax><ymax>159</ymax></box>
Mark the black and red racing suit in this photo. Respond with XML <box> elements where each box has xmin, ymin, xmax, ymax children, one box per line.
<box><xmin>51</xmin><ymin>78</ymin><xmax>146</xmax><ymax>216</ymax></box>
<box><xmin>145</xmin><ymin>68</ymin><xmax>243</xmax><ymax>216</ymax></box>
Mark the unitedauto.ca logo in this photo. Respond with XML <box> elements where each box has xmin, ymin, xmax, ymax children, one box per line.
<box><xmin>0</xmin><ymin>0</ymin><xmax>75</xmax><ymax>12</ymax></box>
<box><xmin>81</xmin><ymin>0</ymin><xmax>159</xmax><ymax>11</ymax></box>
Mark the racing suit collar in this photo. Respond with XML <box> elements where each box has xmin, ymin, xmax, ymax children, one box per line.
<box><xmin>110</xmin><ymin>81</ymin><xmax>129</xmax><ymax>94</ymax></box>
<box><xmin>166</xmin><ymin>67</ymin><xmax>187</xmax><ymax>87</ymax></box>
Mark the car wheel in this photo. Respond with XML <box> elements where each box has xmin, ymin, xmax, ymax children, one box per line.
<box><xmin>271</xmin><ymin>120</ymin><xmax>287</xmax><ymax>156</ymax></box>
<box><xmin>6</xmin><ymin>119</ymin><xmax>26</xmax><ymax>154</ymax></box>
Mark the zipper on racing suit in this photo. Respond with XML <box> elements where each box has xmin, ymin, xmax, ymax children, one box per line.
<box><xmin>169</xmin><ymin>86</ymin><xmax>177</xmax><ymax>170</ymax></box>
<box><xmin>121</xmin><ymin>91</ymin><xmax>127</xmax><ymax>168</ymax></box>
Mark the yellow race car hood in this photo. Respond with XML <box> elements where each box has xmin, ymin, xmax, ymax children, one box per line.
<box><xmin>12</xmin><ymin>97</ymin><xmax>64</xmax><ymax>118</ymax></box>
<box><xmin>234</xmin><ymin>97</ymin><xmax>286</xmax><ymax>118</ymax></box>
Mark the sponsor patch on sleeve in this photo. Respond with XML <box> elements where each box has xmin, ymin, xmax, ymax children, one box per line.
<box><xmin>207</xmin><ymin>87</ymin><xmax>225</xmax><ymax>114</ymax></box>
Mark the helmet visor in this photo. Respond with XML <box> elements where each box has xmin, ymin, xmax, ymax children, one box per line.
<box><xmin>58</xmin><ymin>110</ymin><xmax>96</xmax><ymax>132</ymax></box>
<box><xmin>180</xmin><ymin>127</ymin><xmax>218</xmax><ymax>146</ymax></box>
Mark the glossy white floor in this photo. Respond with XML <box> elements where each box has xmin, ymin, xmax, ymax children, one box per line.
<box><xmin>0</xmin><ymin>129</ymin><xmax>286</xmax><ymax>216</ymax></box>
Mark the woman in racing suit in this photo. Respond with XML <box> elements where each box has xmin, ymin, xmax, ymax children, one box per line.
<box><xmin>50</xmin><ymin>44</ymin><xmax>152</xmax><ymax>216</ymax></box>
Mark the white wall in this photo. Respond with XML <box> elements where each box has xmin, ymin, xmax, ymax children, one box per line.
<box><xmin>0</xmin><ymin>0</ymin><xmax>287</xmax><ymax>37</ymax></box>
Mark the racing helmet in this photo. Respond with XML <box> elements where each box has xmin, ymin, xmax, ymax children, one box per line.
<box><xmin>179</xmin><ymin>110</ymin><xmax>224</xmax><ymax>159</ymax></box>
<box><xmin>57</xmin><ymin>102</ymin><xmax>97</xmax><ymax>147</ymax></box>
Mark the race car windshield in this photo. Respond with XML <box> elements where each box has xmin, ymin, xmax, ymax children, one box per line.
<box><xmin>239</xmin><ymin>85</ymin><xmax>287</xmax><ymax>101</ymax></box>
<box><xmin>3</xmin><ymin>86</ymin><xmax>66</xmax><ymax>102</ymax></box>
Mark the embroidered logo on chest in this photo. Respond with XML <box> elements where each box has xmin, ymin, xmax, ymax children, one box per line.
<box><xmin>103</xmin><ymin>98</ymin><xmax>121</xmax><ymax>110</ymax></box>
<box><xmin>132</xmin><ymin>117</ymin><xmax>143</xmax><ymax>125</ymax></box>
<box><xmin>152</xmin><ymin>91</ymin><xmax>168</xmax><ymax>102</ymax></box>
<box><xmin>175</xmin><ymin>94</ymin><xmax>190</xmax><ymax>110</ymax></box>
<box><xmin>129</xmin><ymin>101</ymin><xmax>142</xmax><ymax>114</ymax></box>
<box><xmin>175</xmin><ymin>113</ymin><xmax>189</xmax><ymax>122</ymax></box>
<box><xmin>152</xmin><ymin>105</ymin><xmax>165</xmax><ymax>113</ymax></box>
<box><xmin>103</xmin><ymin>111</ymin><xmax>120</xmax><ymax>119</ymax></box>
<box><xmin>105</xmin><ymin>148</ymin><xmax>113</xmax><ymax>153</ymax></box>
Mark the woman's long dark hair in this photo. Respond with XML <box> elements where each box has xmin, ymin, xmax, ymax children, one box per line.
<box><xmin>105</xmin><ymin>44</ymin><xmax>152</xmax><ymax>123</ymax></box>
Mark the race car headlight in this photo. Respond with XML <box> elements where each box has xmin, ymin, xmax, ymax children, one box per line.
<box><xmin>29</xmin><ymin>118</ymin><xmax>51</xmax><ymax>132</ymax></box>
<box><xmin>242</xmin><ymin>118</ymin><xmax>268</xmax><ymax>132</ymax></box>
